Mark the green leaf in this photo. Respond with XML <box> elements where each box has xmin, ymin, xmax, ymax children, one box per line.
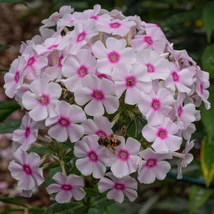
<box><xmin>85</xmin><ymin>188</ymin><xmax>99</xmax><ymax>197</ymax></box>
<box><xmin>0</xmin><ymin>197</ymin><xmax>27</xmax><ymax>207</ymax></box>
<box><xmin>88</xmin><ymin>207</ymin><xmax>104</xmax><ymax>214</ymax></box>
<box><xmin>0</xmin><ymin>101</ymin><xmax>20</xmax><ymax>121</ymax></box>
<box><xmin>43</xmin><ymin>202</ymin><xmax>86</xmax><ymax>214</ymax></box>
<box><xmin>201</xmin><ymin>44</ymin><xmax>214</xmax><ymax>79</ymax></box>
<box><xmin>28</xmin><ymin>207</ymin><xmax>45</xmax><ymax>214</ymax></box>
<box><xmin>0</xmin><ymin>119</ymin><xmax>21</xmax><ymax>134</ymax></box>
<box><xmin>203</xmin><ymin>1</ymin><xmax>214</xmax><ymax>42</ymax></box>
<box><xmin>201</xmin><ymin>137</ymin><xmax>214</xmax><ymax>187</ymax></box>
<box><xmin>0</xmin><ymin>0</ymin><xmax>28</xmax><ymax>6</ymax></box>
<box><xmin>92</xmin><ymin>196</ymin><xmax>114</xmax><ymax>209</ymax></box>
<box><xmin>0</xmin><ymin>44</ymin><xmax>9</xmax><ymax>50</ymax></box>
<box><xmin>107</xmin><ymin>203</ymin><xmax>121</xmax><ymax>214</ymax></box>
<box><xmin>201</xmin><ymin>85</ymin><xmax>214</xmax><ymax>142</ymax></box>
<box><xmin>189</xmin><ymin>185</ymin><xmax>212</xmax><ymax>214</ymax></box>
<box><xmin>1</xmin><ymin>207</ymin><xmax>24</xmax><ymax>214</ymax></box>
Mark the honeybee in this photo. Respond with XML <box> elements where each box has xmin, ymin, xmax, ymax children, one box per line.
<box><xmin>98</xmin><ymin>134</ymin><xmax>121</xmax><ymax>149</ymax></box>
<box><xmin>98</xmin><ymin>126</ymin><xmax>127</xmax><ymax>153</ymax></box>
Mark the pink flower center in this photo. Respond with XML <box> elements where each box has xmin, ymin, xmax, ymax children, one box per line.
<box><xmin>177</xmin><ymin>105</ymin><xmax>183</xmax><ymax>118</ymax></box>
<box><xmin>58</xmin><ymin>116</ymin><xmax>71</xmax><ymax>127</ymax></box>
<box><xmin>146</xmin><ymin>63</ymin><xmax>155</xmax><ymax>73</ymax></box>
<box><xmin>61</xmin><ymin>184</ymin><xmax>72</xmax><ymax>191</ymax></box>
<box><xmin>157</xmin><ymin>128</ymin><xmax>168</xmax><ymax>139</ymax></box>
<box><xmin>91</xmin><ymin>90</ymin><xmax>105</xmax><ymax>101</ymax></box>
<box><xmin>95</xmin><ymin>130</ymin><xmax>108</xmax><ymax>138</ymax></box>
<box><xmin>151</xmin><ymin>98</ymin><xmax>161</xmax><ymax>111</ymax></box>
<box><xmin>58</xmin><ymin>55</ymin><xmax>64</xmax><ymax>67</ymax></box>
<box><xmin>88</xmin><ymin>151</ymin><xmax>98</xmax><ymax>162</ymax></box>
<box><xmin>200</xmin><ymin>83</ymin><xmax>204</xmax><ymax>95</ymax></box>
<box><xmin>25</xmin><ymin>127</ymin><xmax>31</xmax><ymax>138</ymax></box>
<box><xmin>172</xmin><ymin>71</ymin><xmax>179</xmax><ymax>82</ymax></box>
<box><xmin>114</xmin><ymin>183</ymin><xmax>125</xmax><ymax>191</ymax></box>
<box><xmin>90</xmin><ymin>15</ymin><xmax>98</xmax><ymax>20</ymax></box>
<box><xmin>27</xmin><ymin>57</ymin><xmax>36</xmax><ymax>66</ymax></box>
<box><xmin>118</xmin><ymin>149</ymin><xmax>129</xmax><ymax>161</ymax></box>
<box><xmin>23</xmin><ymin>164</ymin><xmax>32</xmax><ymax>175</ymax></box>
<box><xmin>77</xmin><ymin>65</ymin><xmax>88</xmax><ymax>78</ymax></box>
<box><xmin>125</xmin><ymin>76</ymin><xmax>137</xmax><ymax>88</ymax></box>
<box><xmin>145</xmin><ymin>158</ymin><xmax>157</xmax><ymax>168</ymax></box>
<box><xmin>109</xmin><ymin>22</ymin><xmax>121</xmax><ymax>29</ymax></box>
<box><xmin>97</xmin><ymin>73</ymin><xmax>108</xmax><ymax>79</ymax></box>
<box><xmin>107</xmin><ymin>51</ymin><xmax>120</xmax><ymax>64</ymax></box>
<box><xmin>144</xmin><ymin>36</ymin><xmax>153</xmax><ymax>45</ymax></box>
<box><xmin>38</xmin><ymin>94</ymin><xmax>50</xmax><ymax>106</ymax></box>
<box><xmin>47</xmin><ymin>44</ymin><xmax>58</xmax><ymax>50</ymax></box>
<box><xmin>14</xmin><ymin>71</ymin><xmax>20</xmax><ymax>83</ymax></box>
<box><xmin>76</xmin><ymin>31</ymin><xmax>86</xmax><ymax>42</ymax></box>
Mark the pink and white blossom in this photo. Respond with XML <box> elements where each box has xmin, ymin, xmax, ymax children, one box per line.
<box><xmin>98</xmin><ymin>172</ymin><xmax>138</xmax><ymax>203</ymax></box>
<box><xmin>4</xmin><ymin>56</ymin><xmax>25</xmax><ymax>98</ymax></box>
<box><xmin>12</xmin><ymin>114</ymin><xmax>39</xmax><ymax>151</ymax></box>
<box><xmin>22</xmin><ymin>79</ymin><xmax>62</xmax><ymax>121</ymax></box>
<box><xmin>45</xmin><ymin>101</ymin><xmax>86</xmax><ymax>142</ymax></box>
<box><xmin>46</xmin><ymin>172</ymin><xmax>86</xmax><ymax>203</ymax></box>
<box><xmin>164</xmin><ymin>64</ymin><xmax>195</xmax><ymax>94</ymax></box>
<box><xmin>8</xmin><ymin>150</ymin><xmax>44</xmax><ymax>193</ymax></box>
<box><xmin>97</xmin><ymin>18</ymin><xmax>136</xmax><ymax>37</ymax></box>
<box><xmin>74</xmin><ymin>135</ymin><xmax>109</xmax><ymax>178</ymax></box>
<box><xmin>138</xmin><ymin>148</ymin><xmax>171</xmax><ymax>184</ymax></box>
<box><xmin>67</xmin><ymin>19</ymin><xmax>98</xmax><ymax>54</ymax></box>
<box><xmin>62</xmin><ymin>49</ymin><xmax>97</xmax><ymax>92</ymax></box>
<box><xmin>142</xmin><ymin>117</ymin><xmax>182</xmax><ymax>153</ymax></box>
<box><xmin>138</xmin><ymin>88</ymin><xmax>174</xmax><ymax>126</ymax></box>
<box><xmin>82</xmin><ymin>116</ymin><xmax>113</xmax><ymax>138</ymax></box>
<box><xmin>108</xmin><ymin>137</ymin><xmax>141</xmax><ymax>178</ymax></box>
<box><xmin>41</xmin><ymin>5</ymin><xmax>74</xmax><ymax>28</ymax></box>
<box><xmin>176</xmin><ymin>140</ymin><xmax>194</xmax><ymax>179</ymax></box>
<box><xmin>92</xmin><ymin>37</ymin><xmax>136</xmax><ymax>75</ymax></box>
<box><xmin>22</xmin><ymin>46</ymin><xmax>48</xmax><ymax>80</ymax></box>
<box><xmin>174</xmin><ymin>94</ymin><xmax>196</xmax><ymax>129</ymax></box>
<box><xmin>131</xmin><ymin>27</ymin><xmax>167</xmax><ymax>54</ymax></box>
<box><xmin>74</xmin><ymin>75</ymin><xmax>119</xmax><ymax>116</ymax></box>
<box><xmin>112</xmin><ymin>64</ymin><xmax>152</xmax><ymax>105</ymax></box>
<box><xmin>136</xmin><ymin>49</ymin><xmax>170</xmax><ymax>81</ymax></box>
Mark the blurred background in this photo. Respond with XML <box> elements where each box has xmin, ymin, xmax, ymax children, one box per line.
<box><xmin>0</xmin><ymin>0</ymin><xmax>214</xmax><ymax>213</ymax></box>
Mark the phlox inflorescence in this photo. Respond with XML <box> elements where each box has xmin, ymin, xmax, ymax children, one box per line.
<box><xmin>4</xmin><ymin>4</ymin><xmax>210</xmax><ymax>205</ymax></box>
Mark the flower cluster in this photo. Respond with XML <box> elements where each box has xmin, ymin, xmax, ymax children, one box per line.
<box><xmin>4</xmin><ymin>4</ymin><xmax>210</xmax><ymax>204</ymax></box>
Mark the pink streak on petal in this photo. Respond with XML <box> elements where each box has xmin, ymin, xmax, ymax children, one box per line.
<box><xmin>91</xmin><ymin>89</ymin><xmax>105</xmax><ymax>101</ymax></box>
<box><xmin>114</xmin><ymin>182</ymin><xmax>125</xmax><ymax>190</ymax></box>
<box><xmin>88</xmin><ymin>150</ymin><xmax>98</xmax><ymax>162</ymax></box>
<box><xmin>118</xmin><ymin>149</ymin><xmax>129</xmax><ymax>161</ymax></box>
<box><xmin>76</xmin><ymin>31</ymin><xmax>86</xmax><ymax>42</ymax></box>
<box><xmin>125</xmin><ymin>75</ymin><xmax>137</xmax><ymax>88</ymax></box>
<box><xmin>58</xmin><ymin>116</ymin><xmax>71</xmax><ymax>127</ymax></box>
<box><xmin>14</xmin><ymin>71</ymin><xmax>20</xmax><ymax>83</ymax></box>
<box><xmin>144</xmin><ymin>35</ymin><xmax>153</xmax><ymax>45</ymax></box>
<box><xmin>146</xmin><ymin>63</ymin><xmax>155</xmax><ymax>73</ymax></box>
<box><xmin>156</xmin><ymin>128</ymin><xmax>168</xmax><ymax>140</ymax></box>
<box><xmin>23</xmin><ymin>164</ymin><xmax>32</xmax><ymax>175</ymax></box>
<box><xmin>109</xmin><ymin>22</ymin><xmax>121</xmax><ymax>29</ymax></box>
<box><xmin>61</xmin><ymin>184</ymin><xmax>73</xmax><ymax>191</ymax></box>
<box><xmin>151</xmin><ymin>98</ymin><xmax>161</xmax><ymax>111</ymax></box>
<box><xmin>107</xmin><ymin>51</ymin><xmax>120</xmax><ymax>64</ymax></box>
<box><xmin>145</xmin><ymin>158</ymin><xmax>157</xmax><ymax>168</ymax></box>
<box><xmin>38</xmin><ymin>94</ymin><xmax>50</xmax><ymax>106</ymax></box>
<box><xmin>27</xmin><ymin>57</ymin><xmax>36</xmax><ymax>66</ymax></box>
